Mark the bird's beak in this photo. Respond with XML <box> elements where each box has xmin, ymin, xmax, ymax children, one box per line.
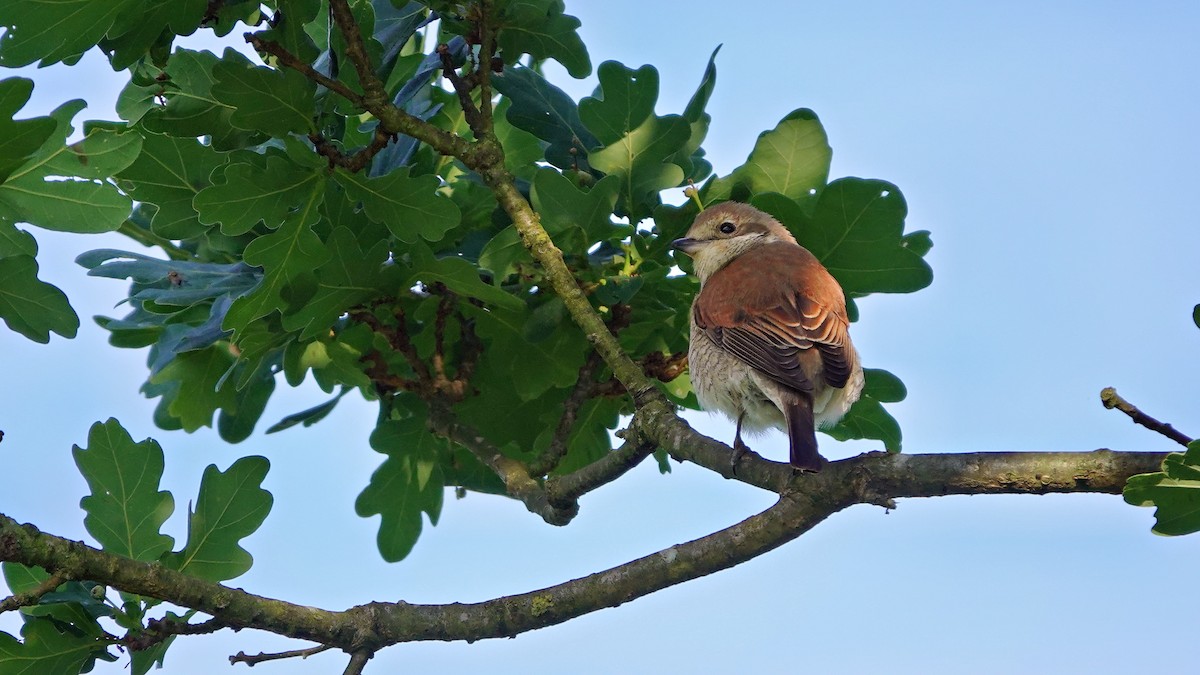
<box><xmin>671</xmin><ymin>237</ymin><xmax>703</xmax><ymax>255</ymax></box>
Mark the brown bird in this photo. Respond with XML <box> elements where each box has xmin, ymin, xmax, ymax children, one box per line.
<box><xmin>672</xmin><ymin>202</ymin><xmax>863</xmax><ymax>472</ymax></box>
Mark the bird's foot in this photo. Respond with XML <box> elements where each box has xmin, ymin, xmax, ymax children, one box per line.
<box><xmin>730</xmin><ymin>437</ymin><xmax>751</xmax><ymax>476</ymax></box>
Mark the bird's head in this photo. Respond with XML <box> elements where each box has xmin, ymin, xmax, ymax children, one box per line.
<box><xmin>671</xmin><ymin>202</ymin><xmax>798</xmax><ymax>283</ymax></box>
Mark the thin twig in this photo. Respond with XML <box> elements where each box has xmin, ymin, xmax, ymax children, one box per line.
<box><xmin>327</xmin><ymin>0</ymin><xmax>387</xmax><ymax>102</ymax></box>
<box><xmin>245</xmin><ymin>33</ymin><xmax>365</xmax><ymax>106</ymax></box>
<box><xmin>230</xmin><ymin>644</ymin><xmax>333</xmax><ymax>667</ymax></box>
<box><xmin>1100</xmin><ymin>387</ymin><xmax>1194</xmax><ymax>447</ymax></box>
<box><xmin>437</xmin><ymin>43</ymin><xmax>485</xmax><ymax>136</ymax></box>
<box><xmin>431</xmin><ymin>283</ymin><xmax>454</xmax><ymax>388</ymax></box>
<box><xmin>475</xmin><ymin>0</ymin><xmax>497</xmax><ymax>131</ymax></box>
<box><xmin>0</xmin><ymin>573</ymin><xmax>65</xmax><ymax>613</ymax></box>
<box><xmin>427</xmin><ymin>403</ymin><xmax>577</xmax><ymax>525</ymax></box>
<box><xmin>126</xmin><ymin>616</ymin><xmax>228</xmax><ymax>651</ymax></box>
<box><xmin>309</xmin><ymin>128</ymin><xmax>395</xmax><ymax>173</ymax></box>
<box><xmin>350</xmin><ymin>304</ymin><xmax>433</xmax><ymax>392</ymax></box>
<box><xmin>530</xmin><ymin>352</ymin><xmax>603</xmax><ymax>476</ymax></box>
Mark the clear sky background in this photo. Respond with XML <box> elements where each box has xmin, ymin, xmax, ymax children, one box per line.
<box><xmin>3</xmin><ymin>2</ymin><xmax>1200</xmax><ymax>673</ymax></box>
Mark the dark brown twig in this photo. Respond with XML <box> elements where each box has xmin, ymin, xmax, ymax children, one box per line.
<box><xmin>126</xmin><ymin>616</ymin><xmax>228</xmax><ymax>651</ymax></box>
<box><xmin>230</xmin><ymin>644</ymin><xmax>333</xmax><ymax>667</ymax></box>
<box><xmin>0</xmin><ymin>573</ymin><xmax>65</xmax><ymax>613</ymax></box>
<box><xmin>309</xmin><ymin>128</ymin><xmax>395</xmax><ymax>172</ymax></box>
<box><xmin>327</xmin><ymin>0</ymin><xmax>387</xmax><ymax>103</ymax></box>
<box><xmin>245</xmin><ymin>34</ymin><xmax>364</xmax><ymax>106</ymax></box>
<box><xmin>530</xmin><ymin>352</ymin><xmax>603</xmax><ymax>476</ymax></box>
<box><xmin>431</xmin><ymin>283</ymin><xmax>454</xmax><ymax>389</ymax></box>
<box><xmin>1100</xmin><ymin>386</ymin><xmax>1194</xmax><ymax>447</ymax></box>
<box><xmin>437</xmin><ymin>43</ymin><xmax>486</xmax><ymax>136</ymax></box>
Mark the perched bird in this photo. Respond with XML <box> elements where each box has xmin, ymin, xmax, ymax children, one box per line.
<box><xmin>672</xmin><ymin>202</ymin><xmax>863</xmax><ymax>472</ymax></box>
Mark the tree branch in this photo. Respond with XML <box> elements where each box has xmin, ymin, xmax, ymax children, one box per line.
<box><xmin>545</xmin><ymin>436</ymin><xmax>658</xmax><ymax>505</ymax></box>
<box><xmin>0</xmin><ymin>449</ymin><xmax>1165</xmax><ymax>651</ymax></box>
<box><xmin>245</xmin><ymin>34</ymin><xmax>364</xmax><ymax>106</ymax></box>
<box><xmin>0</xmin><ymin>572</ymin><xmax>65</xmax><ymax>613</ymax></box>
<box><xmin>230</xmin><ymin>644</ymin><xmax>332</xmax><ymax>667</ymax></box>
<box><xmin>426</xmin><ymin>403</ymin><xmax>577</xmax><ymax>525</ymax></box>
<box><xmin>1100</xmin><ymin>386</ymin><xmax>1194</xmax><ymax>447</ymax></box>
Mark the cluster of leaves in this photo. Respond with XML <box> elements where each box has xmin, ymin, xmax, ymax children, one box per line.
<box><xmin>1</xmin><ymin>0</ymin><xmax>935</xmax><ymax>669</ymax></box>
<box><xmin>1</xmin><ymin>420</ymin><xmax>271</xmax><ymax>673</ymax></box>
<box><xmin>0</xmin><ymin>0</ymin><xmax>935</xmax><ymax>554</ymax></box>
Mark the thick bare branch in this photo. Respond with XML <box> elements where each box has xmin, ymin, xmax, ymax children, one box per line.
<box><xmin>0</xmin><ymin>449</ymin><xmax>1165</xmax><ymax>650</ymax></box>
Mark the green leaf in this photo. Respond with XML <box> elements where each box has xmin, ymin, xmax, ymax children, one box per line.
<box><xmin>43</xmin><ymin>124</ymin><xmax>143</xmax><ymax>179</ymax></box>
<box><xmin>496</xmin><ymin>0</ymin><xmax>591</xmax><ymax>78</ymax></box>
<box><xmin>0</xmin><ymin>254</ymin><xmax>78</xmax><ymax>342</ymax></box>
<box><xmin>552</xmin><ymin>398</ymin><xmax>623</xmax><ymax>474</ymax></box>
<box><xmin>0</xmin><ymin>0</ymin><xmax>140</xmax><ymax>67</ymax></box>
<box><xmin>579</xmin><ymin>62</ymin><xmax>659</xmax><ymax>146</ymax></box>
<box><xmin>127</xmin><ymin>49</ymin><xmax>268</xmax><ymax>151</ymax></box>
<box><xmin>224</xmin><ymin>187</ymin><xmax>330</xmax><ymax>332</ymax></box>
<box><xmin>733</xmin><ymin>108</ymin><xmax>831</xmax><ymax>207</ymax></box>
<box><xmin>588</xmin><ymin>114</ymin><xmax>689</xmax><ymax>221</ymax></box>
<box><xmin>0</xmin><ymin>617</ymin><xmax>107</xmax><ymax>675</ymax></box>
<box><xmin>493</xmin><ymin>97</ymin><xmax>544</xmax><ymax>176</ymax></box>
<box><xmin>1192</xmin><ymin>303</ymin><xmax>1199</xmax><ymax>330</ymax></box>
<box><xmin>195</xmin><ymin>157</ymin><xmax>323</xmax><ymax>235</ymax></box>
<box><xmin>115</xmin><ymin>132</ymin><xmax>228</xmax><ymax>239</ymax></box>
<box><xmin>334</xmin><ymin>168</ymin><xmax>460</xmax><ymax>243</ymax></box>
<box><xmin>532</xmin><ymin>168</ymin><xmax>620</xmax><ymax>247</ymax></box>
<box><xmin>266</xmin><ymin>388</ymin><xmax>349</xmax><ymax>434</ymax></box>
<box><xmin>492</xmin><ymin>67</ymin><xmax>597</xmax><ymax>169</ymax></box>
<box><xmin>0</xmin><ymin>219</ymin><xmax>37</xmax><ymax>257</ymax></box>
<box><xmin>355</xmin><ymin>416</ymin><xmax>445</xmax><ymax>562</ymax></box>
<box><xmin>0</xmin><ymin>78</ymin><xmax>56</xmax><ymax>184</ymax></box>
<box><xmin>862</xmin><ymin>368</ymin><xmax>907</xmax><ymax>403</ymax></box>
<box><xmin>72</xmin><ymin>419</ymin><xmax>175</xmax><ymax>561</ymax></box>
<box><xmin>754</xmin><ymin>181</ymin><xmax>933</xmax><ymax>296</ymax></box>
<box><xmin>0</xmin><ymin>103</ymin><xmax>133</xmax><ymax>234</ymax></box>
<box><xmin>407</xmin><ymin>242</ymin><xmax>524</xmax><ymax>311</ymax></box>
<box><xmin>478</xmin><ymin>225</ymin><xmax>530</xmax><ymax>282</ymax></box>
<box><xmin>148</xmin><ymin>346</ymin><xmax>237</xmax><ymax>432</ymax></box>
<box><xmin>1124</xmin><ymin>440</ymin><xmax>1200</xmax><ymax>535</ymax></box>
<box><xmin>163</xmin><ymin>456</ymin><xmax>273</xmax><ymax>582</ymax></box>
<box><xmin>98</xmin><ymin>0</ymin><xmax>208</xmax><ymax>70</ymax></box>
<box><xmin>469</xmin><ymin>303</ymin><xmax>587</xmax><ymax>400</ymax></box>
<box><xmin>212</xmin><ymin>48</ymin><xmax>316</xmax><ymax>136</ymax></box>
<box><xmin>824</xmin><ymin>395</ymin><xmax>902</xmax><ymax>453</ymax></box>
<box><xmin>216</xmin><ymin>361</ymin><xmax>276</xmax><ymax>443</ymax></box>
<box><xmin>281</xmin><ymin>226</ymin><xmax>388</xmax><ymax>340</ymax></box>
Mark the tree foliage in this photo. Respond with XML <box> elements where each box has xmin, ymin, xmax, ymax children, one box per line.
<box><xmin>0</xmin><ymin>1</ymin><xmax>1183</xmax><ymax>672</ymax></box>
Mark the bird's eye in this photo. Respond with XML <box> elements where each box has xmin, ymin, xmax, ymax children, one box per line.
<box><xmin>718</xmin><ymin>221</ymin><xmax>736</xmax><ymax>234</ymax></box>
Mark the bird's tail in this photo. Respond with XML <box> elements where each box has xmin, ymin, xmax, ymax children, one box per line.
<box><xmin>786</xmin><ymin>396</ymin><xmax>822</xmax><ymax>472</ymax></box>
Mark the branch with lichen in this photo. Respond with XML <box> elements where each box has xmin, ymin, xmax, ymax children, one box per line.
<box><xmin>0</xmin><ymin>448</ymin><xmax>1167</xmax><ymax>654</ymax></box>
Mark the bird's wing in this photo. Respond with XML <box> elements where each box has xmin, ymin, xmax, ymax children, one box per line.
<box><xmin>693</xmin><ymin>245</ymin><xmax>855</xmax><ymax>395</ymax></box>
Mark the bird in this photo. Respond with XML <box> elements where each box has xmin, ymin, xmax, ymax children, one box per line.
<box><xmin>672</xmin><ymin>201</ymin><xmax>863</xmax><ymax>472</ymax></box>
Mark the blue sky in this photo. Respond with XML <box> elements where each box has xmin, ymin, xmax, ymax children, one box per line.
<box><xmin>3</xmin><ymin>2</ymin><xmax>1199</xmax><ymax>672</ymax></box>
